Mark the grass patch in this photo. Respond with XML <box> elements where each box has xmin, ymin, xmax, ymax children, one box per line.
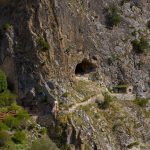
<box><xmin>134</xmin><ymin>98</ymin><xmax>149</xmax><ymax>107</ymax></box>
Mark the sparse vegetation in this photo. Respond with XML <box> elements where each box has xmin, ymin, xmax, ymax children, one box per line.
<box><xmin>37</xmin><ymin>37</ymin><xmax>50</xmax><ymax>51</ymax></box>
<box><xmin>0</xmin><ymin>122</ymin><xmax>9</xmax><ymax>131</ymax></box>
<box><xmin>0</xmin><ymin>131</ymin><xmax>10</xmax><ymax>147</ymax></box>
<box><xmin>134</xmin><ymin>98</ymin><xmax>149</xmax><ymax>107</ymax></box>
<box><xmin>127</xmin><ymin>142</ymin><xmax>139</xmax><ymax>149</ymax></box>
<box><xmin>30</xmin><ymin>138</ymin><xmax>59</xmax><ymax>150</ymax></box>
<box><xmin>106</xmin><ymin>4</ymin><xmax>122</xmax><ymax>28</ymax></box>
<box><xmin>3</xmin><ymin>23</ymin><xmax>12</xmax><ymax>31</ymax></box>
<box><xmin>120</xmin><ymin>0</ymin><xmax>131</xmax><ymax>6</ymax></box>
<box><xmin>62</xmin><ymin>92</ymin><xmax>69</xmax><ymax>98</ymax></box>
<box><xmin>89</xmin><ymin>72</ymin><xmax>100</xmax><ymax>81</ymax></box>
<box><xmin>97</xmin><ymin>93</ymin><xmax>113</xmax><ymax>109</ymax></box>
<box><xmin>12</xmin><ymin>131</ymin><xmax>26</xmax><ymax>144</ymax></box>
<box><xmin>131</xmin><ymin>37</ymin><xmax>149</xmax><ymax>54</ymax></box>
<box><xmin>3</xmin><ymin>116</ymin><xmax>21</xmax><ymax>130</ymax></box>
<box><xmin>137</xmin><ymin>60</ymin><xmax>144</xmax><ymax>69</ymax></box>
<box><xmin>0</xmin><ymin>70</ymin><xmax>46</xmax><ymax>150</ymax></box>
<box><xmin>0</xmin><ymin>90</ymin><xmax>16</xmax><ymax>107</ymax></box>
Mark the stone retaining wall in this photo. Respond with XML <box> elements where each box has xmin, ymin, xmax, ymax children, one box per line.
<box><xmin>111</xmin><ymin>93</ymin><xmax>136</xmax><ymax>100</ymax></box>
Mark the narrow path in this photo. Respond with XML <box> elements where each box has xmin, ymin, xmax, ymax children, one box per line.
<box><xmin>63</xmin><ymin>94</ymin><xmax>104</xmax><ymax>114</ymax></box>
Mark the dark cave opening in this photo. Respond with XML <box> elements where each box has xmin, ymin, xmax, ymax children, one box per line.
<box><xmin>75</xmin><ymin>59</ymin><xmax>97</xmax><ymax>75</ymax></box>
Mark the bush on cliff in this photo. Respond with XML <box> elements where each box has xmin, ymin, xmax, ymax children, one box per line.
<box><xmin>37</xmin><ymin>37</ymin><xmax>50</xmax><ymax>51</ymax></box>
<box><xmin>12</xmin><ymin>131</ymin><xmax>26</xmax><ymax>144</ymax></box>
<box><xmin>134</xmin><ymin>98</ymin><xmax>149</xmax><ymax>107</ymax></box>
<box><xmin>0</xmin><ymin>90</ymin><xmax>16</xmax><ymax>107</ymax></box>
<box><xmin>132</xmin><ymin>38</ymin><xmax>149</xmax><ymax>54</ymax></box>
<box><xmin>30</xmin><ymin>138</ymin><xmax>59</xmax><ymax>150</ymax></box>
<box><xmin>106</xmin><ymin>4</ymin><xmax>122</xmax><ymax>28</ymax></box>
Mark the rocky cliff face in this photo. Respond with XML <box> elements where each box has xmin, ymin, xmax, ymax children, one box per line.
<box><xmin>0</xmin><ymin>0</ymin><xmax>150</xmax><ymax>149</ymax></box>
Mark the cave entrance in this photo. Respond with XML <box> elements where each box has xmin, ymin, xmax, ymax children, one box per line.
<box><xmin>75</xmin><ymin>59</ymin><xmax>97</xmax><ymax>76</ymax></box>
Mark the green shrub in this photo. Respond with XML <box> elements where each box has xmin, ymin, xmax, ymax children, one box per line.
<box><xmin>16</xmin><ymin>109</ymin><xmax>30</xmax><ymax>121</ymax></box>
<box><xmin>12</xmin><ymin>131</ymin><xmax>26</xmax><ymax>144</ymax></box>
<box><xmin>62</xmin><ymin>92</ymin><xmax>69</xmax><ymax>98</ymax></box>
<box><xmin>134</xmin><ymin>98</ymin><xmax>149</xmax><ymax>107</ymax></box>
<box><xmin>127</xmin><ymin>142</ymin><xmax>139</xmax><ymax>149</ymax></box>
<box><xmin>3</xmin><ymin>109</ymin><xmax>29</xmax><ymax>130</ymax></box>
<box><xmin>112</xmin><ymin>123</ymin><xmax>123</xmax><ymax>132</ymax></box>
<box><xmin>120</xmin><ymin>0</ymin><xmax>130</xmax><ymax>6</ymax></box>
<box><xmin>0</xmin><ymin>90</ymin><xmax>16</xmax><ymax>107</ymax></box>
<box><xmin>137</xmin><ymin>61</ymin><xmax>144</xmax><ymax>69</ymax></box>
<box><xmin>3</xmin><ymin>116</ymin><xmax>21</xmax><ymax>130</ymax></box>
<box><xmin>97</xmin><ymin>93</ymin><xmax>113</xmax><ymax>109</ymax></box>
<box><xmin>7</xmin><ymin>103</ymin><xmax>22</xmax><ymax>112</ymax></box>
<box><xmin>132</xmin><ymin>38</ymin><xmax>149</xmax><ymax>54</ymax></box>
<box><xmin>39</xmin><ymin>127</ymin><xmax>47</xmax><ymax>135</ymax></box>
<box><xmin>0</xmin><ymin>69</ymin><xmax>7</xmax><ymax>93</ymax></box>
<box><xmin>37</xmin><ymin>37</ymin><xmax>50</xmax><ymax>51</ymax></box>
<box><xmin>131</xmin><ymin>31</ymin><xmax>137</xmax><ymax>37</ymax></box>
<box><xmin>0</xmin><ymin>122</ymin><xmax>9</xmax><ymax>131</ymax></box>
<box><xmin>0</xmin><ymin>131</ymin><xmax>10</xmax><ymax>147</ymax></box>
<box><xmin>29</xmin><ymin>138</ymin><xmax>59</xmax><ymax>150</ymax></box>
<box><xmin>3</xmin><ymin>23</ymin><xmax>12</xmax><ymax>31</ymax></box>
<box><xmin>106</xmin><ymin>4</ymin><xmax>122</xmax><ymax>28</ymax></box>
<box><xmin>1</xmin><ymin>141</ymin><xmax>16</xmax><ymax>150</ymax></box>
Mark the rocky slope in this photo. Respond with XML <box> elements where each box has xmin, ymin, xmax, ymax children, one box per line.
<box><xmin>0</xmin><ymin>0</ymin><xmax>150</xmax><ymax>149</ymax></box>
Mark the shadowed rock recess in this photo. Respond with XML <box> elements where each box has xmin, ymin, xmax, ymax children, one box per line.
<box><xmin>0</xmin><ymin>0</ymin><xmax>150</xmax><ymax>150</ymax></box>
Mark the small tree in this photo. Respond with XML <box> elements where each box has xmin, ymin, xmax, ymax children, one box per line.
<box><xmin>0</xmin><ymin>69</ymin><xmax>7</xmax><ymax>93</ymax></box>
<box><xmin>106</xmin><ymin>4</ymin><xmax>122</xmax><ymax>28</ymax></box>
<box><xmin>132</xmin><ymin>37</ymin><xmax>149</xmax><ymax>54</ymax></box>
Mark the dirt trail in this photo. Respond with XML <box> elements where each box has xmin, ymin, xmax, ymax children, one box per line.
<box><xmin>63</xmin><ymin>94</ymin><xmax>104</xmax><ymax>114</ymax></box>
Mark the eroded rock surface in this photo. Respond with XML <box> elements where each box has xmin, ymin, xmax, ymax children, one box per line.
<box><xmin>0</xmin><ymin>0</ymin><xmax>150</xmax><ymax>149</ymax></box>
